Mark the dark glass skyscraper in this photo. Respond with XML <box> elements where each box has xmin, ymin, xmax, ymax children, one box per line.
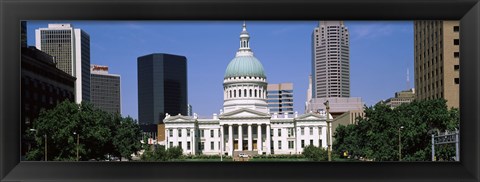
<box><xmin>137</xmin><ymin>53</ymin><xmax>187</xmax><ymax>125</ymax></box>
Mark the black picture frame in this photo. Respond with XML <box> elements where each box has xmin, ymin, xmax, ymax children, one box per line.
<box><xmin>1</xmin><ymin>0</ymin><xmax>479</xmax><ymax>181</ymax></box>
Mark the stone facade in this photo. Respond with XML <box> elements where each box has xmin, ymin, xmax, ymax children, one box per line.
<box><xmin>164</xmin><ymin>23</ymin><xmax>328</xmax><ymax>156</ymax></box>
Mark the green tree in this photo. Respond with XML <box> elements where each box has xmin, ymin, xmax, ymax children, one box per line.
<box><xmin>302</xmin><ymin>145</ymin><xmax>328</xmax><ymax>161</ymax></box>
<box><xmin>166</xmin><ymin>146</ymin><xmax>183</xmax><ymax>160</ymax></box>
<box><xmin>26</xmin><ymin>100</ymin><xmax>143</xmax><ymax>161</ymax></box>
<box><xmin>141</xmin><ymin>145</ymin><xmax>183</xmax><ymax>161</ymax></box>
<box><xmin>112</xmin><ymin>116</ymin><xmax>142</xmax><ymax>161</ymax></box>
<box><xmin>332</xmin><ymin>99</ymin><xmax>459</xmax><ymax>161</ymax></box>
<box><xmin>26</xmin><ymin>100</ymin><xmax>82</xmax><ymax>161</ymax></box>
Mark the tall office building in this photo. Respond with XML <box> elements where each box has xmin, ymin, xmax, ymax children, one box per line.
<box><xmin>267</xmin><ymin>83</ymin><xmax>294</xmax><ymax>115</ymax></box>
<box><xmin>137</xmin><ymin>53</ymin><xmax>188</xmax><ymax>125</ymax></box>
<box><xmin>90</xmin><ymin>64</ymin><xmax>121</xmax><ymax>114</ymax></box>
<box><xmin>311</xmin><ymin>21</ymin><xmax>350</xmax><ymax>98</ymax></box>
<box><xmin>307</xmin><ymin>21</ymin><xmax>361</xmax><ymax>117</ymax></box>
<box><xmin>35</xmin><ymin>23</ymin><xmax>91</xmax><ymax>103</ymax></box>
<box><xmin>414</xmin><ymin>21</ymin><xmax>459</xmax><ymax>108</ymax></box>
<box><xmin>187</xmin><ymin>104</ymin><xmax>193</xmax><ymax>116</ymax></box>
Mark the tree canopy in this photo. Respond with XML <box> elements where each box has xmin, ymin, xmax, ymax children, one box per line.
<box><xmin>26</xmin><ymin>101</ymin><xmax>142</xmax><ymax>161</ymax></box>
<box><xmin>333</xmin><ymin>99</ymin><xmax>459</xmax><ymax>161</ymax></box>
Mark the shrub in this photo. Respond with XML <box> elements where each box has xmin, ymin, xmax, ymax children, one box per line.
<box><xmin>302</xmin><ymin>145</ymin><xmax>328</xmax><ymax>161</ymax></box>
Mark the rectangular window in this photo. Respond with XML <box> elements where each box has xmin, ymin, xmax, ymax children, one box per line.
<box><xmin>288</xmin><ymin>141</ymin><xmax>294</xmax><ymax>149</ymax></box>
<box><xmin>200</xmin><ymin>142</ymin><xmax>204</xmax><ymax>150</ymax></box>
<box><xmin>187</xmin><ymin>142</ymin><xmax>191</xmax><ymax>150</ymax></box>
<box><xmin>211</xmin><ymin>130</ymin><xmax>214</xmax><ymax>138</ymax></box>
<box><xmin>178</xmin><ymin>142</ymin><xmax>182</xmax><ymax>149</ymax></box>
<box><xmin>454</xmin><ymin>65</ymin><xmax>459</xmax><ymax>71</ymax></box>
<box><xmin>310</xmin><ymin>140</ymin><xmax>314</xmax><ymax>146</ymax></box>
<box><xmin>169</xmin><ymin>129</ymin><xmax>173</xmax><ymax>137</ymax></box>
<box><xmin>169</xmin><ymin>142</ymin><xmax>173</xmax><ymax>148</ymax></box>
<box><xmin>454</xmin><ymin>52</ymin><xmax>459</xmax><ymax>58</ymax></box>
<box><xmin>301</xmin><ymin>128</ymin><xmax>305</xmax><ymax>135</ymax></box>
<box><xmin>310</xmin><ymin>127</ymin><xmax>313</xmax><ymax>135</ymax></box>
<box><xmin>319</xmin><ymin>139</ymin><xmax>323</xmax><ymax>146</ymax></box>
<box><xmin>278</xmin><ymin>141</ymin><xmax>282</xmax><ymax>150</ymax></box>
<box><xmin>201</xmin><ymin>130</ymin><xmax>204</xmax><ymax>138</ymax></box>
<box><xmin>301</xmin><ymin>140</ymin><xmax>305</xmax><ymax>148</ymax></box>
<box><xmin>187</xmin><ymin>130</ymin><xmax>191</xmax><ymax>137</ymax></box>
<box><xmin>455</xmin><ymin>78</ymin><xmax>460</xmax><ymax>84</ymax></box>
<box><xmin>454</xmin><ymin>26</ymin><xmax>459</xmax><ymax>32</ymax></box>
<box><xmin>278</xmin><ymin>129</ymin><xmax>281</xmax><ymax>137</ymax></box>
<box><xmin>454</xmin><ymin>39</ymin><xmax>459</xmax><ymax>45</ymax></box>
<box><xmin>178</xmin><ymin>130</ymin><xmax>182</xmax><ymax>137</ymax></box>
<box><xmin>211</xmin><ymin>142</ymin><xmax>215</xmax><ymax>150</ymax></box>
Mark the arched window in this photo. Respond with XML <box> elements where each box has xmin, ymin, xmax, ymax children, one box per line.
<box><xmin>255</xmin><ymin>90</ymin><xmax>257</xmax><ymax>97</ymax></box>
<box><xmin>229</xmin><ymin>90</ymin><xmax>232</xmax><ymax>98</ymax></box>
<box><xmin>239</xmin><ymin>90</ymin><xmax>242</xmax><ymax>97</ymax></box>
<box><xmin>234</xmin><ymin>90</ymin><xmax>236</xmax><ymax>97</ymax></box>
<box><xmin>244</xmin><ymin>89</ymin><xmax>247</xmax><ymax>97</ymax></box>
<box><xmin>249</xmin><ymin>89</ymin><xmax>252</xmax><ymax>97</ymax></box>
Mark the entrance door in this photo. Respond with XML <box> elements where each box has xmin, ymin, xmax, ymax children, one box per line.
<box><xmin>234</xmin><ymin>141</ymin><xmax>238</xmax><ymax>150</ymax></box>
<box><xmin>253</xmin><ymin>140</ymin><xmax>257</xmax><ymax>150</ymax></box>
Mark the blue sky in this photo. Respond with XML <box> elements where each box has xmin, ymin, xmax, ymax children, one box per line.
<box><xmin>27</xmin><ymin>21</ymin><xmax>414</xmax><ymax>120</ymax></box>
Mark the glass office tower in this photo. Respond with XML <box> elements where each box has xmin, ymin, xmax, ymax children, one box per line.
<box><xmin>137</xmin><ymin>53</ymin><xmax>188</xmax><ymax>125</ymax></box>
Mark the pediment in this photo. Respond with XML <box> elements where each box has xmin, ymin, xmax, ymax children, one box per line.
<box><xmin>164</xmin><ymin>115</ymin><xmax>194</xmax><ymax>122</ymax></box>
<box><xmin>296</xmin><ymin>113</ymin><xmax>325</xmax><ymax>120</ymax></box>
<box><xmin>220</xmin><ymin>108</ymin><xmax>270</xmax><ymax>118</ymax></box>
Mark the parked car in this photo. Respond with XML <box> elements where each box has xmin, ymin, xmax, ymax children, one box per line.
<box><xmin>239</xmin><ymin>153</ymin><xmax>249</xmax><ymax>158</ymax></box>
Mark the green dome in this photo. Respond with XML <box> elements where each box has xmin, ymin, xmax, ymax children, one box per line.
<box><xmin>224</xmin><ymin>56</ymin><xmax>266</xmax><ymax>79</ymax></box>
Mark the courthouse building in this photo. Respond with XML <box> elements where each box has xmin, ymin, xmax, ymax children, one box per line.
<box><xmin>164</xmin><ymin>23</ymin><xmax>329</xmax><ymax>156</ymax></box>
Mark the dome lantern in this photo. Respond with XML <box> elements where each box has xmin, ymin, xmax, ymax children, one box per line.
<box><xmin>224</xmin><ymin>22</ymin><xmax>266</xmax><ymax>79</ymax></box>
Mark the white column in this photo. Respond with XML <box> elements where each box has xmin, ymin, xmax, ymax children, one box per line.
<box><xmin>190</xmin><ymin>128</ymin><xmax>195</xmax><ymax>155</ymax></box>
<box><xmin>317</xmin><ymin>126</ymin><xmax>322</xmax><ymax>147</ymax></box>
<box><xmin>181</xmin><ymin>128</ymin><xmax>186</xmax><ymax>149</ymax></box>
<box><xmin>174</xmin><ymin>129</ymin><xmax>179</xmax><ymax>145</ymax></box>
<box><xmin>266</xmin><ymin>125</ymin><xmax>271</xmax><ymax>154</ymax></box>
<box><xmin>165</xmin><ymin>129</ymin><xmax>169</xmax><ymax>149</ymax></box>
<box><xmin>257</xmin><ymin>124</ymin><xmax>262</xmax><ymax>154</ymax></box>
<box><xmin>260</xmin><ymin>87</ymin><xmax>263</xmax><ymax>98</ymax></box>
<box><xmin>248</xmin><ymin>124</ymin><xmax>252</xmax><ymax>151</ymax></box>
<box><xmin>238</xmin><ymin>124</ymin><xmax>243</xmax><ymax>151</ymax></box>
<box><xmin>220</xmin><ymin>125</ymin><xmax>224</xmax><ymax>154</ymax></box>
<box><xmin>228</xmin><ymin>124</ymin><xmax>233</xmax><ymax>156</ymax></box>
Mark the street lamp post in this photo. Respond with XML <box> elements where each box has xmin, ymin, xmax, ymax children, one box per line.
<box><xmin>399</xmin><ymin>126</ymin><xmax>404</xmax><ymax>161</ymax></box>
<box><xmin>30</xmin><ymin>129</ymin><xmax>47</xmax><ymax>161</ymax></box>
<box><xmin>73</xmin><ymin>132</ymin><xmax>79</xmax><ymax>161</ymax></box>
<box><xmin>323</xmin><ymin>100</ymin><xmax>332</xmax><ymax>162</ymax></box>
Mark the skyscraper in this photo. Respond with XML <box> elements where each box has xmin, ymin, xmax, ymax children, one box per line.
<box><xmin>414</xmin><ymin>21</ymin><xmax>459</xmax><ymax>108</ymax></box>
<box><xmin>35</xmin><ymin>23</ymin><xmax>91</xmax><ymax>103</ymax></box>
<box><xmin>267</xmin><ymin>83</ymin><xmax>294</xmax><ymax>115</ymax></box>
<box><xmin>307</xmin><ymin>21</ymin><xmax>362</xmax><ymax>117</ymax></box>
<box><xmin>137</xmin><ymin>53</ymin><xmax>188</xmax><ymax>125</ymax></box>
<box><xmin>90</xmin><ymin>64</ymin><xmax>121</xmax><ymax>114</ymax></box>
<box><xmin>311</xmin><ymin>21</ymin><xmax>350</xmax><ymax>98</ymax></box>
